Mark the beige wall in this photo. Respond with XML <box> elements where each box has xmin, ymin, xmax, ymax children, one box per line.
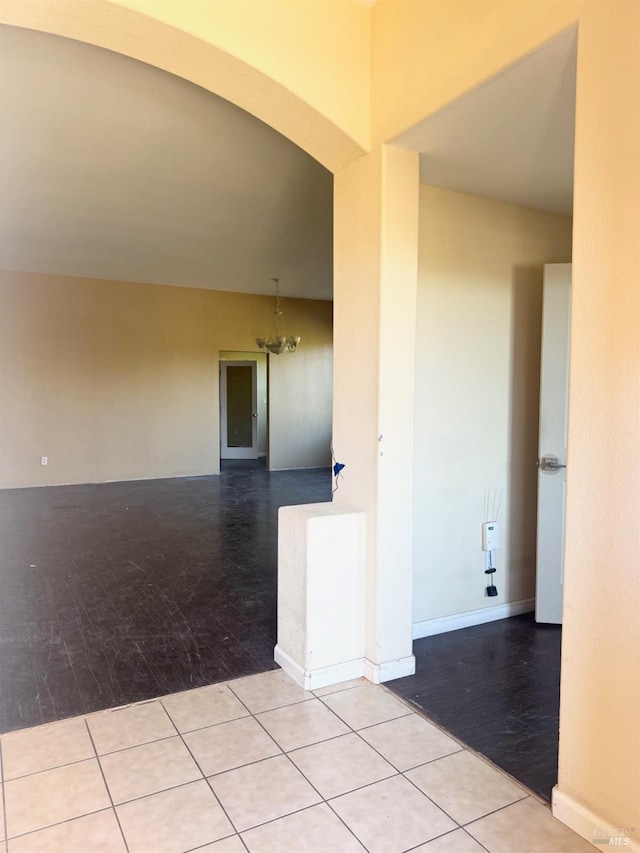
<box><xmin>414</xmin><ymin>186</ymin><xmax>572</xmax><ymax>624</ymax></box>
<box><xmin>0</xmin><ymin>271</ymin><xmax>332</xmax><ymax>488</ymax></box>
<box><xmin>268</xmin><ymin>324</ymin><xmax>334</xmax><ymax>471</ymax></box>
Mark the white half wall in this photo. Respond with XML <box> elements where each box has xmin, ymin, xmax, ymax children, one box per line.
<box><xmin>276</xmin><ymin>502</ymin><xmax>365</xmax><ymax>690</ymax></box>
<box><xmin>413</xmin><ymin>186</ymin><xmax>572</xmax><ymax>625</ymax></box>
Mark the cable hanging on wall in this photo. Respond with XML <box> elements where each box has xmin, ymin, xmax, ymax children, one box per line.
<box><xmin>482</xmin><ymin>489</ymin><xmax>503</xmax><ymax>597</ymax></box>
<box><xmin>330</xmin><ymin>442</ymin><xmax>345</xmax><ymax>495</ymax></box>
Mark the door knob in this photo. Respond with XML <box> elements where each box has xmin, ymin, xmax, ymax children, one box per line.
<box><xmin>252</xmin><ymin>412</ymin><xmax>258</xmax><ymax>418</ymax></box>
<box><xmin>537</xmin><ymin>455</ymin><xmax>567</xmax><ymax>471</ymax></box>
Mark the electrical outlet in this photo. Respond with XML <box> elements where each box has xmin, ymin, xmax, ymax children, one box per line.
<box><xmin>40</xmin><ymin>456</ymin><xmax>48</xmax><ymax>466</ymax></box>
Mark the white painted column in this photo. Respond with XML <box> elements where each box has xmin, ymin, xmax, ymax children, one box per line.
<box><xmin>332</xmin><ymin>144</ymin><xmax>420</xmax><ymax>682</ymax></box>
<box><xmin>275</xmin><ymin>503</ymin><xmax>366</xmax><ymax>690</ymax></box>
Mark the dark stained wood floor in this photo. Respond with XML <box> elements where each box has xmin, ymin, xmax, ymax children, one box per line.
<box><xmin>387</xmin><ymin>614</ymin><xmax>562</xmax><ymax>803</ymax></box>
<box><xmin>0</xmin><ymin>463</ymin><xmax>331</xmax><ymax>733</ymax></box>
<box><xmin>1</xmin><ymin>469</ymin><xmax>561</xmax><ymax>805</ymax></box>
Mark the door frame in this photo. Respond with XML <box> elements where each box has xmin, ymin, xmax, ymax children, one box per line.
<box><xmin>535</xmin><ymin>263</ymin><xmax>572</xmax><ymax>624</ymax></box>
<box><xmin>220</xmin><ymin>360</ymin><xmax>258</xmax><ymax>459</ymax></box>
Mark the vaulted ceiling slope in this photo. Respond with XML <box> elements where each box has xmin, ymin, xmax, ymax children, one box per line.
<box><xmin>0</xmin><ymin>25</ymin><xmax>333</xmax><ymax>300</ymax></box>
<box><xmin>396</xmin><ymin>28</ymin><xmax>576</xmax><ymax>216</ymax></box>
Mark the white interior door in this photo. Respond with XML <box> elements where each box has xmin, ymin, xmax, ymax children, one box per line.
<box><xmin>535</xmin><ymin>263</ymin><xmax>571</xmax><ymax>624</ymax></box>
<box><xmin>220</xmin><ymin>361</ymin><xmax>258</xmax><ymax>459</ymax></box>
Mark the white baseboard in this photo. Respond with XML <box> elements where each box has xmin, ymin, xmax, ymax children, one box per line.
<box><xmin>553</xmin><ymin>786</ymin><xmax>639</xmax><ymax>851</ymax></box>
<box><xmin>267</xmin><ymin>464</ymin><xmax>331</xmax><ymax>472</ymax></box>
<box><xmin>363</xmin><ymin>655</ymin><xmax>416</xmax><ymax>684</ymax></box>
<box><xmin>412</xmin><ymin>598</ymin><xmax>535</xmax><ymax>640</ymax></box>
<box><xmin>274</xmin><ymin>645</ymin><xmax>366</xmax><ymax>691</ymax></box>
<box><xmin>2</xmin><ymin>471</ymin><xmax>221</xmax><ymax>490</ymax></box>
<box><xmin>274</xmin><ymin>646</ymin><xmax>416</xmax><ymax>689</ymax></box>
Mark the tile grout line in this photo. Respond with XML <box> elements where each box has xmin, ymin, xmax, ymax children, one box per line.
<box><xmin>462</xmin><ymin>793</ymin><xmax>532</xmax><ymax>829</ymax></box>
<box><xmin>296</xmin><ymin>779</ymin><xmax>372</xmax><ymax>852</ymax></box>
<box><xmin>95</xmin><ymin>774</ymin><xmax>230</xmax><ymax>809</ymax></box>
<box><xmin>89</xmin><ymin>729</ymin><xmax>182</xmax><ymax>760</ymax></box>
<box><xmin>223</xmin><ymin>678</ymin><xmax>472</xmax><ymax>847</ymax></box>
<box><xmin>459</xmin><ymin>825</ymin><xmax>493</xmax><ymax>853</ymax></box>
<box><xmin>353</xmin><ymin>686</ymin><xmax>539</xmax><ymax>809</ymax></box>
<box><xmin>315</xmin><ymin>729</ymin><xmax>458</xmax><ymax>840</ymax></box>
<box><xmin>0</xmin><ymin>725</ymin><xmax>234</xmax><ymax>787</ymax></box>
<box><xmin>225</xmin><ymin>681</ymin><xmax>369</xmax><ymax>850</ymax></box>
<box><xmin>312</xmin><ymin>690</ymin><xmax>439</xmax><ymax>775</ymax></box>
<box><xmin>311</xmin><ymin>691</ymin><xmax>473</xmax><ymax>838</ymax></box>
<box><xmin>228</xmin><ymin>698</ymin><xmax>314</xmax><ymax>715</ymax></box>
<box><xmin>310</xmin><ymin>680</ymin><xmax>368</xmax><ymax>700</ymax></box>
<box><xmin>0</xmin><ymin>741</ymin><xmax>8</xmax><ymax>853</ymax></box>
<box><xmin>315</xmin><ymin>690</ymin><xmax>414</xmax><ymax>730</ymax></box>
<box><xmin>84</xmin><ymin>718</ymin><xmax>130</xmax><ymax>853</ymax></box>
<box><xmin>0</xmin><ymin>753</ymin><xmax>110</xmax><ymax>784</ymax></box>
<box><xmin>400</xmin><ymin>824</ymin><xmax>493</xmax><ymax>853</ymax></box>
<box><xmin>217</xmin><ymin>681</ymin><xmax>301</xmax><ymax>836</ymax></box>
<box><xmin>1</xmin><ymin>672</ymin><xmax>543</xmax><ymax>851</ymax></box>
<box><xmin>400</xmin><ymin>828</ymin><xmax>468</xmax><ymax>853</ymax></box>
<box><xmin>380</xmin><ymin>683</ymin><xmax>545</xmax><ymax>805</ymax></box>
<box><xmin>160</xmin><ymin>698</ymin><xmax>245</xmax><ymax>843</ymax></box>
<box><xmin>241</xmin><ymin>689</ymin><xmax>379</xmax><ymax>849</ymax></box>
<box><xmin>377</xmin><ymin>684</ymin><xmax>470</xmax><ymax>742</ymax></box>
<box><xmin>399</xmin><ymin>752</ymin><xmax>492</xmax><ymax>829</ymax></box>
<box><xmin>237</xmin><ymin>801</ymin><xmax>364</xmax><ymax>848</ymax></box>
<box><xmin>351</xmin><ymin>724</ymin><xmax>471</xmax><ymax>781</ymax></box>
<box><xmin>183</xmin><ymin>835</ymin><xmax>249</xmax><ymax>853</ymax></box>
<box><xmin>4</xmin><ymin>808</ymin><xmax>115</xmax><ymax>844</ymax></box>
<box><xmin>161</xmin><ymin>710</ymin><xmax>252</xmax><ymax>738</ymax></box>
<box><xmin>6</xmin><ymin>704</ymin><xmax>471</xmax><ymax>848</ymax></box>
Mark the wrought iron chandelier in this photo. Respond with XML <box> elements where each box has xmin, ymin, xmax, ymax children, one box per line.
<box><xmin>256</xmin><ymin>278</ymin><xmax>301</xmax><ymax>355</ymax></box>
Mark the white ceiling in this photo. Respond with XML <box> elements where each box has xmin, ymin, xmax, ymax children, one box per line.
<box><xmin>0</xmin><ymin>25</ymin><xmax>333</xmax><ymax>300</ymax></box>
<box><xmin>394</xmin><ymin>28</ymin><xmax>577</xmax><ymax>216</ymax></box>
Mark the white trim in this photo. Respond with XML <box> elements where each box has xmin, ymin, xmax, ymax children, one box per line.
<box><xmin>273</xmin><ymin>645</ymin><xmax>366</xmax><ymax>691</ymax></box>
<box><xmin>267</xmin><ymin>465</ymin><xmax>331</xmax><ymax>472</ymax></box>
<box><xmin>412</xmin><ymin>598</ymin><xmax>535</xmax><ymax>639</ymax></box>
<box><xmin>363</xmin><ymin>655</ymin><xmax>416</xmax><ymax>684</ymax></box>
<box><xmin>1</xmin><ymin>471</ymin><xmax>221</xmax><ymax>490</ymax></box>
<box><xmin>274</xmin><ymin>646</ymin><xmax>416</xmax><ymax>689</ymax></box>
<box><xmin>553</xmin><ymin>786</ymin><xmax>639</xmax><ymax>851</ymax></box>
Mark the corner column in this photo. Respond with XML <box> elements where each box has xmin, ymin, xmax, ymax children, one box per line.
<box><xmin>332</xmin><ymin>144</ymin><xmax>419</xmax><ymax>681</ymax></box>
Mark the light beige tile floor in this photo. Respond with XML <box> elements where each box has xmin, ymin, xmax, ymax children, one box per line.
<box><xmin>0</xmin><ymin>670</ymin><xmax>595</xmax><ymax>853</ymax></box>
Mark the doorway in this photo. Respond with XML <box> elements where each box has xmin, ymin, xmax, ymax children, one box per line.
<box><xmin>535</xmin><ymin>263</ymin><xmax>571</xmax><ymax>625</ymax></box>
<box><xmin>387</xmin><ymin>28</ymin><xmax>576</xmax><ymax>802</ymax></box>
<box><xmin>219</xmin><ymin>351</ymin><xmax>268</xmax><ymax>462</ymax></box>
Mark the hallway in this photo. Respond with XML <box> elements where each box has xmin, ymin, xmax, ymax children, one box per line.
<box><xmin>0</xmin><ymin>466</ymin><xmax>331</xmax><ymax>733</ymax></box>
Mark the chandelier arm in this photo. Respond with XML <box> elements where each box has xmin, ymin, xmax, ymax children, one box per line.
<box><xmin>256</xmin><ymin>277</ymin><xmax>300</xmax><ymax>354</ymax></box>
